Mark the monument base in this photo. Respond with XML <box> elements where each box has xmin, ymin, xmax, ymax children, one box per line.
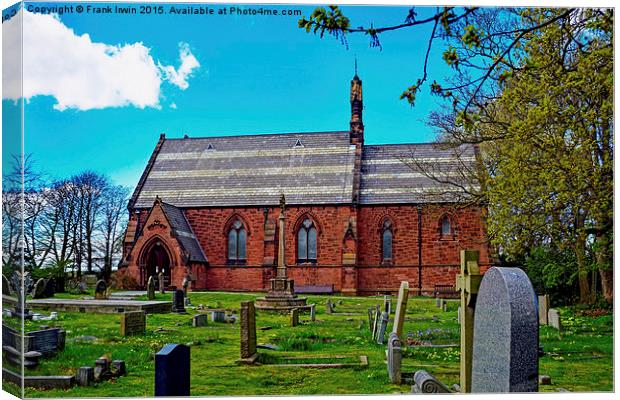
<box><xmin>235</xmin><ymin>353</ymin><xmax>260</xmax><ymax>365</ymax></box>
<box><xmin>255</xmin><ymin>278</ymin><xmax>307</xmax><ymax>311</ymax></box>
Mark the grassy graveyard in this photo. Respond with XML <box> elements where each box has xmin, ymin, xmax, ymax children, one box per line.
<box><xmin>2</xmin><ymin>291</ymin><xmax>613</xmax><ymax>397</ymax></box>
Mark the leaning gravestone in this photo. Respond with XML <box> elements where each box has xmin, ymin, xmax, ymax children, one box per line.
<box><xmin>392</xmin><ymin>281</ymin><xmax>409</xmax><ymax>338</ymax></box>
<box><xmin>412</xmin><ymin>370</ymin><xmax>451</xmax><ymax>393</ymax></box>
<box><xmin>172</xmin><ymin>289</ymin><xmax>185</xmax><ymax>313</ymax></box>
<box><xmin>147</xmin><ymin>276</ymin><xmax>156</xmax><ymax>300</ymax></box>
<box><xmin>548</xmin><ymin>309</ymin><xmax>562</xmax><ymax>331</ymax></box>
<box><xmin>538</xmin><ymin>295</ymin><xmax>550</xmax><ymax>325</ymax></box>
<box><xmin>238</xmin><ymin>301</ymin><xmax>258</xmax><ymax>363</ymax></box>
<box><xmin>120</xmin><ymin>311</ymin><xmax>146</xmax><ymax>336</ymax></box>
<box><xmin>471</xmin><ymin>267</ymin><xmax>538</xmax><ymax>393</ymax></box>
<box><xmin>94</xmin><ymin>280</ymin><xmax>107</xmax><ymax>300</ymax></box>
<box><xmin>372</xmin><ymin>305</ymin><xmax>381</xmax><ymax>339</ymax></box>
<box><xmin>33</xmin><ymin>278</ymin><xmax>46</xmax><ymax>299</ymax></box>
<box><xmin>155</xmin><ymin>344</ymin><xmax>190</xmax><ymax>396</ymax></box>
<box><xmin>376</xmin><ymin>311</ymin><xmax>389</xmax><ymax>344</ymax></box>
<box><xmin>387</xmin><ymin>332</ymin><xmax>402</xmax><ymax>384</ymax></box>
<box><xmin>2</xmin><ymin>274</ymin><xmax>12</xmax><ymax>295</ymax></box>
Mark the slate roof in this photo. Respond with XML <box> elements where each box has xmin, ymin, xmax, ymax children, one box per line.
<box><xmin>132</xmin><ymin>131</ymin><xmax>357</xmax><ymax>208</ymax></box>
<box><xmin>131</xmin><ymin>132</ymin><xmax>476</xmax><ymax>208</ymax></box>
<box><xmin>360</xmin><ymin>143</ymin><xmax>477</xmax><ymax>204</ymax></box>
<box><xmin>160</xmin><ymin>201</ymin><xmax>207</xmax><ymax>263</ymax></box>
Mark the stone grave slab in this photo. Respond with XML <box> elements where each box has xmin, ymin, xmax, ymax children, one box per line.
<box><xmin>471</xmin><ymin>267</ymin><xmax>538</xmax><ymax>393</ymax></box>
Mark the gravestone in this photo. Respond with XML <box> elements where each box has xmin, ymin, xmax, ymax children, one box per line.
<box><xmin>43</xmin><ymin>278</ymin><xmax>56</xmax><ymax>298</ymax></box>
<box><xmin>2</xmin><ymin>274</ymin><xmax>11</xmax><ymax>295</ymax></box>
<box><xmin>172</xmin><ymin>289</ymin><xmax>185</xmax><ymax>313</ymax></box>
<box><xmin>192</xmin><ymin>314</ymin><xmax>207</xmax><ymax>327</ymax></box>
<box><xmin>155</xmin><ymin>344</ymin><xmax>190</xmax><ymax>396</ymax></box>
<box><xmin>457</xmin><ymin>306</ymin><xmax>461</xmax><ymax>325</ymax></box>
<box><xmin>376</xmin><ymin>311</ymin><xmax>389</xmax><ymax>344</ymax></box>
<box><xmin>182</xmin><ymin>275</ymin><xmax>190</xmax><ymax>297</ymax></box>
<box><xmin>290</xmin><ymin>308</ymin><xmax>299</xmax><ymax>327</ymax></box>
<box><xmin>120</xmin><ymin>311</ymin><xmax>146</xmax><ymax>336</ymax></box>
<box><xmin>326</xmin><ymin>300</ymin><xmax>334</xmax><ymax>314</ymax></box>
<box><xmin>28</xmin><ymin>327</ymin><xmax>64</xmax><ymax>355</ymax></box>
<box><xmin>211</xmin><ymin>310</ymin><xmax>226</xmax><ymax>322</ymax></box>
<box><xmin>76</xmin><ymin>366</ymin><xmax>94</xmax><ymax>386</ymax></box>
<box><xmin>94</xmin><ymin>280</ymin><xmax>107</xmax><ymax>300</ymax></box>
<box><xmin>367</xmin><ymin>307</ymin><xmax>374</xmax><ymax>331</ymax></box>
<box><xmin>372</xmin><ymin>305</ymin><xmax>381</xmax><ymax>339</ymax></box>
<box><xmin>548</xmin><ymin>309</ymin><xmax>562</xmax><ymax>331</ymax></box>
<box><xmin>239</xmin><ymin>301</ymin><xmax>258</xmax><ymax>363</ymax></box>
<box><xmin>384</xmin><ymin>295</ymin><xmax>392</xmax><ymax>314</ymax></box>
<box><xmin>112</xmin><ymin>360</ymin><xmax>127</xmax><ymax>376</ymax></box>
<box><xmin>538</xmin><ymin>295</ymin><xmax>550</xmax><ymax>325</ymax></box>
<box><xmin>84</xmin><ymin>274</ymin><xmax>98</xmax><ymax>289</ymax></box>
<box><xmin>309</xmin><ymin>304</ymin><xmax>316</xmax><ymax>322</ymax></box>
<box><xmin>412</xmin><ymin>370</ymin><xmax>451</xmax><ymax>393</ymax></box>
<box><xmin>94</xmin><ymin>356</ymin><xmax>112</xmax><ymax>381</ymax></box>
<box><xmin>33</xmin><ymin>278</ymin><xmax>46</xmax><ymax>299</ymax></box>
<box><xmin>147</xmin><ymin>276</ymin><xmax>156</xmax><ymax>300</ymax></box>
<box><xmin>392</xmin><ymin>281</ymin><xmax>409</xmax><ymax>338</ymax></box>
<box><xmin>158</xmin><ymin>272</ymin><xmax>165</xmax><ymax>294</ymax></box>
<box><xmin>471</xmin><ymin>267</ymin><xmax>538</xmax><ymax>393</ymax></box>
<box><xmin>387</xmin><ymin>332</ymin><xmax>402</xmax><ymax>384</ymax></box>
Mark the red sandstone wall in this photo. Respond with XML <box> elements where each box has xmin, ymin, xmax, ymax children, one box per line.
<box><xmin>126</xmin><ymin>203</ymin><xmax>493</xmax><ymax>294</ymax></box>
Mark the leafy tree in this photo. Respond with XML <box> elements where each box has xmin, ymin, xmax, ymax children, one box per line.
<box><xmin>299</xmin><ymin>7</ymin><xmax>613</xmax><ymax>303</ymax></box>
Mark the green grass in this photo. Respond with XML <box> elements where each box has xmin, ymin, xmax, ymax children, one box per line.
<box><xmin>2</xmin><ymin>292</ymin><xmax>613</xmax><ymax>397</ymax></box>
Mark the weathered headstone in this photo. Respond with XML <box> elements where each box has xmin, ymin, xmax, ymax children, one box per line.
<box><xmin>147</xmin><ymin>276</ymin><xmax>156</xmax><ymax>300</ymax></box>
<box><xmin>326</xmin><ymin>300</ymin><xmax>333</xmax><ymax>314</ymax></box>
<box><xmin>120</xmin><ymin>311</ymin><xmax>146</xmax><ymax>336</ymax></box>
<box><xmin>94</xmin><ymin>280</ymin><xmax>107</xmax><ymax>300</ymax></box>
<box><xmin>112</xmin><ymin>360</ymin><xmax>127</xmax><ymax>377</ymax></box>
<box><xmin>155</xmin><ymin>344</ymin><xmax>190</xmax><ymax>396</ymax></box>
<box><xmin>84</xmin><ymin>274</ymin><xmax>98</xmax><ymax>289</ymax></box>
<box><xmin>538</xmin><ymin>295</ymin><xmax>550</xmax><ymax>325</ymax></box>
<box><xmin>94</xmin><ymin>356</ymin><xmax>112</xmax><ymax>381</ymax></box>
<box><xmin>76</xmin><ymin>366</ymin><xmax>94</xmax><ymax>386</ymax></box>
<box><xmin>28</xmin><ymin>327</ymin><xmax>64</xmax><ymax>355</ymax></box>
<box><xmin>384</xmin><ymin>295</ymin><xmax>392</xmax><ymax>314</ymax></box>
<box><xmin>192</xmin><ymin>314</ymin><xmax>207</xmax><ymax>327</ymax></box>
<box><xmin>33</xmin><ymin>278</ymin><xmax>46</xmax><ymax>299</ymax></box>
<box><xmin>548</xmin><ymin>309</ymin><xmax>562</xmax><ymax>331</ymax></box>
<box><xmin>43</xmin><ymin>278</ymin><xmax>56</xmax><ymax>298</ymax></box>
<box><xmin>182</xmin><ymin>275</ymin><xmax>190</xmax><ymax>297</ymax></box>
<box><xmin>372</xmin><ymin>305</ymin><xmax>381</xmax><ymax>339</ymax></box>
<box><xmin>442</xmin><ymin>302</ymin><xmax>448</xmax><ymax>312</ymax></box>
<box><xmin>455</xmin><ymin>250</ymin><xmax>483</xmax><ymax>393</ymax></box>
<box><xmin>367</xmin><ymin>307</ymin><xmax>374</xmax><ymax>331</ymax></box>
<box><xmin>172</xmin><ymin>289</ymin><xmax>185</xmax><ymax>313</ymax></box>
<box><xmin>412</xmin><ymin>370</ymin><xmax>451</xmax><ymax>393</ymax></box>
<box><xmin>392</xmin><ymin>281</ymin><xmax>409</xmax><ymax>338</ymax></box>
<box><xmin>387</xmin><ymin>332</ymin><xmax>402</xmax><ymax>384</ymax></box>
<box><xmin>158</xmin><ymin>272</ymin><xmax>165</xmax><ymax>294</ymax></box>
<box><xmin>238</xmin><ymin>301</ymin><xmax>258</xmax><ymax>363</ymax></box>
<box><xmin>436</xmin><ymin>296</ymin><xmax>441</xmax><ymax>308</ymax></box>
<box><xmin>211</xmin><ymin>310</ymin><xmax>226</xmax><ymax>322</ymax></box>
<box><xmin>290</xmin><ymin>308</ymin><xmax>299</xmax><ymax>327</ymax></box>
<box><xmin>376</xmin><ymin>311</ymin><xmax>389</xmax><ymax>344</ymax></box>
<box><xmin>2</xmin><ymin>274</ymin><xmax>11</xmax><ymax>295</ymax></box>
<box><xmin>471</xmin><ymin>267</ymin><xmax>538</xmax><ymax>393</ymax></box>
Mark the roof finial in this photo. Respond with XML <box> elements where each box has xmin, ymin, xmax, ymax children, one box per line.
<box><xmin>354</xmin><ymin>54</ymin><xmax>358</xmax><ymax>77</ymax></box>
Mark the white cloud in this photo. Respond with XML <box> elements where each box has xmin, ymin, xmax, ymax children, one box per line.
<box><xmin>2</xmin><ymin>9</ymin><xmax>200</xmax><ymax>111</ymax></box>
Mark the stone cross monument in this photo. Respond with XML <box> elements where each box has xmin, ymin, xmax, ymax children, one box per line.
<box><xmin>255</xmin><ymin>194</ymin><xmax>307</xmax><ymax>311</ymax></box>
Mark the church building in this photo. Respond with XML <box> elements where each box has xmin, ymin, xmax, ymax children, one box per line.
<box><xmin>120</xmin><ymin>74</ymin><xmax>493</xmax><ymax>295</ymax></box>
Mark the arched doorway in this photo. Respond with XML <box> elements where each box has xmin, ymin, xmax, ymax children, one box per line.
<box><xmin>140</xmin><ymin>239</ymin><xmax>172</xmax><ymax>288</ymax></box>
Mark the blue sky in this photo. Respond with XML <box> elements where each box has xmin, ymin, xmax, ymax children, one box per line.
<box><xmin>3</xmin><ymin>2</ymin><xmax>454</xmax><ymax>188</ymax></box>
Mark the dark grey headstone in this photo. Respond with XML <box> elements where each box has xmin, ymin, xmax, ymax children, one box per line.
<box><xmin>155</xmin><ymin>344</ymin><xmax>190</xmax><ymax>396</ymax></box>
<box><xmin>33</xmin><ymin>278</ymin><xmax>46</xmax><ymax>299</ymax></box>
<box><xmin>43</xmin><ymin>278</ymin><xmax>56</xmax><ymax>298</ymax></box>
<box><xmin>76</xmin><ymin>366</ymin><xmax>94</xmax><ymax>386</ymax></box>
<box><xmin>172</xmin><ymin>289</ymin><xmax>185</xmax><ymax>313</ymax></box>
<box><xmin>192</xmin><ymin>314</ymin><xmax>207</xmax><ymax>327</ymax></box>
<box><xmin>472</xmin><ymin>267</ymin><xmax>538</xmax><ymax>393</ymax></box>
<box><xmin>28</xmin><ymin>327</ymin><xmax>62</xmax><ymax>355</ymax></box>
<box><xmin>112</xmin><ymin>360</ymin><xmax>126</xmax><ymax>376</ymax></box>
<box><xmin>94</xmin><ymin>280</ymin><xmax>107</xmax><ymax>299</ymax></box>
<box><xmin>376</xmin><ymin>311</ymin><xmax>389</xmax><ymax>344</ymax></box>
<box><xmin>387</xmin><ymin>332</ymin><xmax>402</xmax><ymax>384</ymax></box>
<box><xmin>147</xmin><ymin>276</ymin><xmax>156</xmax><ymax>300</ymax></box>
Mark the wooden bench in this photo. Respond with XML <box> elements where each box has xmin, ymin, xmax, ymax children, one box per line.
<box><xmin>433</xmin><ymin>284</ymin><xmax>459</xmax><ymax>299</ymax></box>
<box><xmin>295</xmin><ymin>285</ymin><xmax>334</xmax><ymax>294</ymax></box>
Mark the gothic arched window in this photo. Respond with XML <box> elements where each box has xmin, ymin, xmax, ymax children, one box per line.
<box><xmin>297</xmin><ymin>218</ymin><xmax>317</xmax><ymax>263</ymax></box>
<box><xmin>227</xmin><ymin>220</ymin><xmax>247</xmax><ymax>264</ymax></box>
<box><xmin>440</xmin><ymin>215</ymin><xmax>453</xmax><ymax>239</ymax></box>
<box><xmin>381</xmin><ymin>220</ymin><xmax>393</xmax><ymax>263</ymax></box>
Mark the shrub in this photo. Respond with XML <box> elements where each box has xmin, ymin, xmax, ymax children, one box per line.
<box><xmin>110</xmin><ymin>269</ymin><xmax>140</xmax><ymax>290</ymax></box>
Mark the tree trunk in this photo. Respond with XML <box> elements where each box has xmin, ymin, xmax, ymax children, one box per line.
<box><xmin>598</xmin><ymin>268</ymin><xmax>613</xmax><ymax>303</ymax></box>
<box><xmin>575</xmin><ymin>234</ymin><xmax>592</xmax><ymax>304</ymax></box>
